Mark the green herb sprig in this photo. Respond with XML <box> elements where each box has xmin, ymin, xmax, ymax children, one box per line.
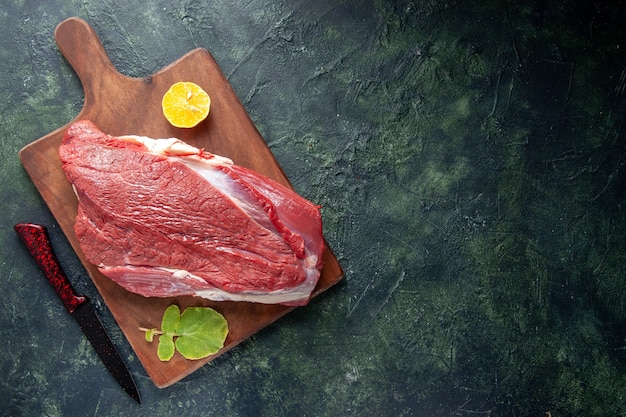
<box><xmin>140</xmin><ymin>304</ymin><xmax>228</xmax><ymax>361</ymax></box>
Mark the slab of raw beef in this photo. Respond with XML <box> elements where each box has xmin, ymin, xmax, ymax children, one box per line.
<box><xmin>59</xmin><ymin>120</ymin><xmax>325</xmax><ymax>306</ymax></box>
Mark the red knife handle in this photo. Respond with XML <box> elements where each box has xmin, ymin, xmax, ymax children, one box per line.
<box><xmin>14</xmin><ymin>223</ymin><xmax>87</xmax><ymax>314</ymax></box>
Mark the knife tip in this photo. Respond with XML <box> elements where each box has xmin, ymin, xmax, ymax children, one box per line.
<box><xmin>128</xmin><ymin>387</ymin><xmax>141</xmax><ymax>404</ymax></box>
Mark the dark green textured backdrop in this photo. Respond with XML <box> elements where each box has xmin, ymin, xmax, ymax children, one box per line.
<box><xmin>1</xmin><ymin>1</ymin><xmax>626</xmax><ymax>416</ymax></box>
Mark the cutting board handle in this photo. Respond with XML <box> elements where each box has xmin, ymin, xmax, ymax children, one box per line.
<box><xmin>54</xmin><ymin>17</ymin><xmax>121</xmax><ymax>101</ymax></box>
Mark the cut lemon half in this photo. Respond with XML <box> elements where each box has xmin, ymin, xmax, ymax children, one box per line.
<box><xmin>162</xmin><ymin>81</ymin><xmax>211</xmax><ymax>128</ymax></box>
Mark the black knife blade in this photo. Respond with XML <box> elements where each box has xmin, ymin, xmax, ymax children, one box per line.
<box><xmin>14</xmin><ymin>223</ymin><xmax>141</xmax><ymax>404</ymax></box>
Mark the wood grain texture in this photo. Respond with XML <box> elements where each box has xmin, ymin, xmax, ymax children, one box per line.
<box><xmin>18</xmin><ymin>17</ymin><xmax>343</xmax><ymax>388</ymax></box>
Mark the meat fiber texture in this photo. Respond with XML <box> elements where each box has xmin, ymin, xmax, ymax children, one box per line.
<box><xmin>59</xmin><ymin>120</ymin><xmax>325</xmax><ymax>306</ymax></box>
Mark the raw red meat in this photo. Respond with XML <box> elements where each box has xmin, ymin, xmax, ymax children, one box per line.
<box><xmin>59</xmin><ymin>120</ymin><xmax>325</xmax><ymax>306</ymax></box>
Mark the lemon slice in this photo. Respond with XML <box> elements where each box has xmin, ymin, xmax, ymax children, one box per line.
<box><xmin>162</xmin><ymin>81</ymin><xmax>211</xmax><ymax>128</ymax></box>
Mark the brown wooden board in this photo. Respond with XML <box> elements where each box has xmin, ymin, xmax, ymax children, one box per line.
<box><xmin>18</xmin><ymin>17</ymin><xmax>343</xmax><ymax>388</ymax></box>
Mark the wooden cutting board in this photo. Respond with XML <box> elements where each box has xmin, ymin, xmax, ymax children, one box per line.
<box><xmin>19</xmin><ymin>17</ymin><xmax>343</xmax><ymax>388</ymax></box>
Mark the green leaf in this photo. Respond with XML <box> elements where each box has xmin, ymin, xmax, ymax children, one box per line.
<box><xmin>140</xmin><ymin>304</ymin><xmax>229</xmax><ymax>361</ymax></box>
<box><xmin>157</xmin><ymin>334</ymin><xmax>176</xmax><ymax>361</ymax></box>
<box><xmin>144</xmin><ymin>328</ymin><xmax>157</xmax><ymax>342</ymax></box>
<box><xmin>161</xmin><ymin>304</ymin><xmax>181</xmax><ymax>333</ymax></box>
<box><xmin>174</xmin><ymin>307</ymin><xmax>229</xmax><ymax>360</ymax></box>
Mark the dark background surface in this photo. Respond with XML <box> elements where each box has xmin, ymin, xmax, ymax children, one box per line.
<box><xmin>1</xmin><ymin>1</ymin><xmax>626</xmax><ymax>416</ymax></box>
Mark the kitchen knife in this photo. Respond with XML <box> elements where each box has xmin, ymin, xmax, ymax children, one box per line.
<box><xmin>14</xmin><ymin>223</ymin><xmax>141</xmax><ymax>404</ymax></box>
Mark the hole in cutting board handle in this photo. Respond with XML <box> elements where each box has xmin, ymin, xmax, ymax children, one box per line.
<box><xmin>54</xmin><ymin>17</ymin><xmax>122</xmax><ymax>95</ymax></box>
